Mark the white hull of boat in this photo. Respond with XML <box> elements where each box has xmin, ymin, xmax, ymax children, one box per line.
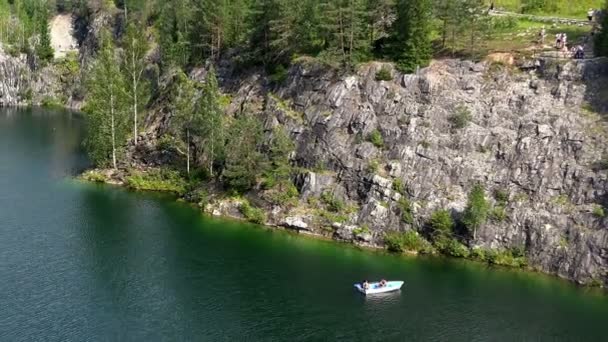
<box><xmin>354</xmin><ymin>281</ymin><xmax>404</xmax><ymax>295</ymax></box>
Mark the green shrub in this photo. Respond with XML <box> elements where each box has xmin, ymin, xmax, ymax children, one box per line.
<box><xmin>157</xmin><ymin>134</ymin><xmax>176</xmax><ymax>150</ymax></box>
<box><xmin>240</xmin><ymin>201</ymin><xmax>267</xmax><ymax>224</ymax></box>
<box><xmin>384</xmin><ymin>231</ymin><xmax>432</xmax><ymax>253</ymax></box>
<box><xmin>593</xmin><ymin>205</ymin><xmax>606</xmax><ymax>218</ymax></box>
<box><xmin>462</xmin><ymin>184</ymin><xmax>489</xmax><ymax>239</ymax></box>
<box><xmin>481</xmin><ymin>246</ymin><xmax>527</xmax><ymax>268</ymax></box>
<box><xmin>435</xmin><ymin>236</ymin><xmax>470</xmax><ymax>258</ymax></box>
<box><xmin>428</xmin><ymin>209</ymin><xmax>454</xmax><ymax>238</ymax></box>
<box><xmin>487</xmin><ymin>248</ymin><xmax>528</xmax><ymax>268</ymax></box>
<box><xmin>267</xmin><ymin>182</ymin><xmax>299</xmax><ymax>206</ymax></box>
<box><xmin>269</xmin><ymin>64</ymin><xmax>288</xmax><ymax>84</ymax></box>
<box><xmin>353</xmin><ymin>225</ymin><xmax>370</xmax><ymax>235</ymax></box>
<box><xmin>375</xmin><ymin>66</ymin><xmax>393</xmax><ymax>81</ymax></box>
<box><xmin>398</xmin><ymin>197</ymin><xmax>414</xmax><ymax>224</ymax></box>
<box><xmin>318</xmin><ymin>209</ymin><xmax>348</xmax><ymax>223</ymax></box>
<box><xmin>449</xmin><ymin>105</ymin><xmax>472</xmax><ymax>129</ymax></box>
<box><xmin>41</xmin><ymin>96</ymin><xmax>63</xmax><ymax>108</ymax></box>
<box><xmin>81</xmin><ymin>170</ymin><xmax>107</xmax><ymax>183</ymax></box>
<box><xmin>321</xmin><ymin>191</ymin><xmax>345</xmax><ymax>213</ymax></box>
<box><xmin>368</xmin><ymin>129</ymin><xmax>384</xmax><ymax>148</ymax></box>
<box><xmin>470</xmin><ymin>247</ymin><xmax>487</xmax><ymax>261</ymax></box>
<box><xmin>126</xmin><ymin>168</ymin><xmax>188</xmax><ymax>194</ymax></box>
<box><xmin>367</xmin><ymin>159</ymin><xmax>380</xmax><ymax>173</ymax></box>
<box><xmin>489</xmin><ymin>206</ymin><xmax>507</xmax><ymax>222</ymax></box>
<box><xmin>494</xmin><ymin>189</ymin><xmax>510</xmax><ymax>204</ymax></box>
<box><xmin>393</xmin><ymin>178</ymin><xmax>406</xmax><ymax>195</ymax></box>
<box><xmin>191</xmin><ymin>188</ymin><xmax>208</xmax><ymax>203</ymax></box>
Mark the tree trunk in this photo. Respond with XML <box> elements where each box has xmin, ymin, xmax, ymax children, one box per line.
<box><xmin>132</xmin><ymin>39</ymin><xmax>138</xmax><ymax>145</ymax></box>
<box><xmin>442</xmin><ymin>19</ymin><xmax>447</xmax><ymax>48</ymax></box>
<box><xmin>110</xmin><ymin>89</ymin><xmax>117</xmax><ymax>170</ymax></box>
<box><xmin>186</xmin><ymin>128</ymin><xmax>190</xmax><ymax>175</ymax></box>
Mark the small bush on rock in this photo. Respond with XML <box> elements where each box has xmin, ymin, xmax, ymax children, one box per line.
<box><xmin>240</xmin><ymin>201</ymin><xmax>266</xmax><ymax>224</ymax></box>
<box><xmin>384</xmin><ymin>231</ymin><xmax>432</xmax><ymax>253</ymax></box>
<box><xmin>375</xmin><ymin>66</ymin><xmax>393</xmax><ymax>81</ymax></box>
<box><xmin>449</xmin><ymin>105</ymin><xmax>472</xmax><ymax>129</ymax></box>
<box><xmin>368</xmin><ymin>129</ymin><xmax>384</xmax><ymax>148</ymax></box>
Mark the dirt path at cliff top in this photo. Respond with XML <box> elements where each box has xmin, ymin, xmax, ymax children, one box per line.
<box><xmin>50</xmin><ymin>14</ymin><xmax>77</xmax><ymax>59</ymax></box>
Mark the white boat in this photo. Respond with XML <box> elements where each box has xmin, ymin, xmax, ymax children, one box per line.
<box><xmin>354</xmin><ymin>280</ymin><xmax>404</xmax><ymax>295</ymax></box>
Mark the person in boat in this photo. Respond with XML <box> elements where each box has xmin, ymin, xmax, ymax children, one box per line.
<box><xmin>380</xmin><ymin>279</ymin><xmax>387</xmax><ymax>287</ymax></box>
<box><xmin>362</xmin><ymin>280</ymin><xmax>369</xmax><ymax>290</ymax></box>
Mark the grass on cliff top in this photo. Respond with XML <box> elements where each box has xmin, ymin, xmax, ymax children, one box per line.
<box><xmin>490</xmin><ymin>0</ymin><xmax>604</xmax><ymax>18</ymax></box>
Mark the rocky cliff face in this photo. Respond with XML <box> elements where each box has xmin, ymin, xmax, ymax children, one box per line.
<box><xmin>0</xmin><ymin>47</ymin><xmax>30</xmax><ymax>107</ymax></box>
<box><xmin>172</xmin><ymin>57</ymin><xmax>608</xmax><ymax>286</ymax></box>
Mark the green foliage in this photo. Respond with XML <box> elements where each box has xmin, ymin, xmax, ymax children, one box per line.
<box><xmin>489</xmin><ymin>206</ymin><xmax>507</xmax><ymax>222</ymax></box>
<box><xmin>390</xmin><ymin>0</ymin><xmax>432</xmax><ymax>73</ymax></box>
<box><xmin>434</xmin><ymin>236</ymin><xmax>470</xmax><ymax>258</ymax></box>
<box><xmin>384</xmin><ymin>230</ymin><xmax>433</xmax><ymax>253</ymax></box>
<box><xmin>267</xmin><ymin>182</ymin><xmax>299</xmax><ymax>206</ymax></box>
<box><xmin>83</xmin><ymin>30</ymin><xmax>129</xmax><ymax>169</ymax></box>
<box><xmin>41</xmin><ymin>96</ymin><xmax>63</xmax><ymax>108</ymax></box>
<box><xmin>593</xmin><ymin>205</ymin><xmax>606</xmax><ymax>218</ymax></box>
<box><xmin>462</xmin><ymin>184</ymin><xmax>489</xmax><ymax>239</ymax></box>
<box><xmin>317</xmin><ymin>209</ymin><xmax>349</xmax><ymax>224</ymax></box>
<box><xmin>126</xmin><ymin>168</ymin><xmax>188</xmax><ymax>194</ymax></box>
<box><xmin>368</xmin><ymin>129</ymin><xmax>384</xmax><ymax>148</ymax></box>
<box><xmin>269</xmin><ymin>65</ymin><xmax>289</xmax><ymax>84</ymax></box>
<box><xmin>263</xmin><ymin>126</ymin><xmax>295</xmax><ymax>188</ymax></box>
<box><xmin>449</xmin><ymin>105</ymin><xmax>472</xmax><ymax>129</ymax></box>
<box><xmin>321</xmin><ymin>191</ymin><xmax>345</xmax><ymax>213</ymax></box>
<box><xmin>393</xmin><ymin>178</ymin><xmax>407</xmax><ymax>195</ymax></box>
<box><xmin>240</xmin><ymin>200</ymin><xmax>267</xmax><ymax>224</ymax></box>
<box><xmin>196</xmin><ymin>67</ymin><xmax>226</xmax><ymax>176</ymax></box>
<box><xmin>494</xmin><ymin>189</ymin><xmax>510</xmax><ymax>204</ymax></box>
<box><xmin>81</xmin><ymin>170</ymin><xmax>108</xmax><ymax>183</ymax></box>
<box><xmin>35</xmin><ymin>5</ymin><xmax>54</xmax><ymax>62</ymax></box>
<box><xmin>375</xmin><ymin>66</ymin><xmax>393</xmax><ymax>81</ymax></box>
<box><xmin>122</xmin><ymin>21</ymin><xmax>151</xmax><ymax>144</ymax></box>
<box><xmin>398</xmin><ymin>197</ymin><xmax>414</xmax><ymax>224</ymax></box>
<box><xmin>428</xmin><ymin>209</ymin><xmax>454</xmax><ymax>238</ymax></box>
<box><xmin>353</xmin><ymin>225</ymin><xmax>371</xmax><ymax>235</ymax></box>
<box><xmin>486</xmin><ymin>248</ymin><xmax>528</xmax><ymax>268</ymax></box>
<box><xmin>367</xmin><ymin>159</ymin><xmax>380</xmax><ymax>173</ymax></box>
<box><xmin>223</xmin><ymin>114</ymin><xmax>264</xmax><ymax>193</ymax></box>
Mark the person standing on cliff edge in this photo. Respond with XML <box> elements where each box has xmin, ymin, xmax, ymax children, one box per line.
<box><xmin>588</xmin><ymin>8</ymin><xmax>595</xmax><ymax>22</ymax></box>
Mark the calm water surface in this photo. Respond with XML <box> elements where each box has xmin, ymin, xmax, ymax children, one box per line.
<box><xmin>2</xmin><ymin>108</ymin><xmax>608</xmax><ymax>341</ymax></box>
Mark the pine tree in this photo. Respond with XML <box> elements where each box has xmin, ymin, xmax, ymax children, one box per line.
<box><xmin>320</xmin><ymin>0</ymin><xmax>370</xmax><ymax>66</ymax></box>
<box><xmin>172</xmin><ymin>71</ymin><xmax>199</xmax><ymax>175</ymax></box>
<box><xmin>197</xmin><ymin>67</ymin><xmax>225</xmax><ymax>177</ymax></box>
<box><xmin>36</xmin><ymin>5</ymin><xmax>54</xmax><ymax>62</ymax></box>
<box><xmin>122</xmin><ymin>21</ymin><xmax>150</xmax><ymax>145</ymax></box>
<box><xmin>84</xmin><ymin>31</ymin><xmax>129</xmax><ymax>169</ymax></box>
<box><xmin>157</xmin><ymin>0</ymin><xmax>192</xmax><ymax>67</ymax></box>
<box><xmin>365</xmin><ymin>0</ymin><xmax>395</xmax><ymax>47</ymax></box>
<box><xmin>223</xmin><ymin>114</ymin><xmax>264</xmax><ymax>193</ymax></box>
<box><xmin>390</xmin><ymin>0</ymin><xmax>432</xmax><ymax>73</ymax></box>
<box><xmin>249</xmin><ymin>0</ymin><xmax>283</xmax><ymax>66</ymax></box>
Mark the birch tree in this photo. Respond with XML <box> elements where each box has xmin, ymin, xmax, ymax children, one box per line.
<box><xmin>84</xmin><ymin>31</ymin><xmax>128</xmax><ymax>169</ymax></box>
<box><xmin>122</xmin><ymin>22</ymin><xmax>149</xmax><ymax>145</ymax></box>
<box><xmin>196</xmin><ymin>67</ymin><xmax>225</xmax><ymax>177</ymax></box>
<box><xmin>172</xmin><ymin>71</ymin><xmax>200</xmax><ymax>175</ymax></box>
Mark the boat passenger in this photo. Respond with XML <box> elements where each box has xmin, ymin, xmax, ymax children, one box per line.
<box><xmin>380</xmin><ymin>279</ymin><xmax>387</xmax><ymax>287</ymax></box>
<box><xmin>363</xmin><ymin>280</ymin><xmax>369</xmax><ymax>290</ymax></box>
